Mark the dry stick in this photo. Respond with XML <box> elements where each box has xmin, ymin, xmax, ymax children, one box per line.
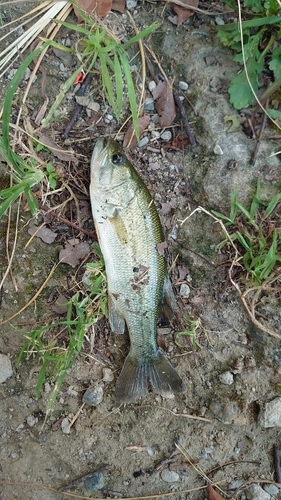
<box><xmin>250</xmin><ymin>98</ymin><xmax>269</xmax><ymax>166</ymax></box>
<box><xmin>62</xmin><ymin>73</ymin><xmax>93</xmax><ymax>140</ymax></box>
<box><xmin>273</xmin><ymin>444</ymin><xmax>281</xmax><ymax>484</ymax></box>
<box><xmin>59</xmin><ymin>465</ymin><xmax>110</xmax><ymax>492</ymax></box>
<box><xmin>174</xmin><ymin>94</ymin><xmax>196</xmax><ymax>146</ymax></box>
<box><xmin>0</xmin><ymin>197</ymin><xmax>21</xmax><ymax>293</ymax></box>
<box><xmin>39</xmin><ymin>203</ymin><xmax>96</xmax><ymax>239</ymax></box>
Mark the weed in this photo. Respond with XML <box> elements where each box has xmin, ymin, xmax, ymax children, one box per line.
<box><xmin>17</xmin><ymin>245</ymin><xmax>107</xmax><ymax>412</ymax></box>
<box><xmin>217</xmin><ymin>0</ymin><xmax>281</xmax><ymax>112</ymax></box>
<box><xmin>44</xmin><ymin>163</ymin><xmax>58</xmax><ymax>190</ymax></box>
<box><xmin>213</xmin><ymin>181</ymin><xmax>281</xmax><ymax>286</ymax></box>
<box><xmin>177</xmin><ymin>317</ymin><xmax>203</xmax><ymax>349</ymax></box>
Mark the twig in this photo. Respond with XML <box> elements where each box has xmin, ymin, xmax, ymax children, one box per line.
<box><xmin>39</xmin><ymin>203</ymin><xmax>96</xmax><ymax>239</ymax></box>
<box><xmin>0</xmin><ymin>197</ymin><xmax>21</xmax><ymax>293</ymax></box>
<box><xmin>59</xmin><ymin>465</ymin><xmax>110</xmax><ymax>492</ymax></box>
<box><xmin>62</xmin><ymin>73</ymin><xmax>93</xmax><ymax>140</ymax></box>
<box><xmin>174</xmin><ymin>94</ymin><xmax>196</xmax><ymax>146</ymax></box>
<box><xmin>273</xmin><ymin>444</ymin><xmax>281</xmax><ymax>484</ymax></box>
<box><xmin>250</xmin><ymin>98</ymin><xmax>269</xmax><ymax>166</ymax></box>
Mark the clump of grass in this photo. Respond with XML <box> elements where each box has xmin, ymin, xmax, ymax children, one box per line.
<box><xmin>213</xmin><ymin>181</ymin><xmax>281</xmax><ymax>286</ymax></box>
<box><xmin>17</xmin><ymin>245</ymin><xmax>107</xmax><ymax>413</ymax></box>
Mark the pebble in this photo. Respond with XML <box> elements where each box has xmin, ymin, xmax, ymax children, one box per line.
<box><xmin>83</xmin><ymin>386</ymin><xmax>104</xmax><ymax>406</ymax></box>
<box><xmin>218</xmin><ymin>371</ymin><xmax>234</xmax><ymax>385</ymax></box>
<box><xmin>84</xmin><ymin>472</ymin><xmax>104</xmax><ymax>490</ymax></box>
<box><xmin>144</xmin><ymin>98</ymin><xmax>155</xmax><ymax>111</ymax></box>
<box><xmin>244</xmin><ymin>484</ymin><xmax>270</xmax><ymax>500</ymax></box>
<box><xmin>161</xmin><ymin>469</ymin><xmax>179</xmax><ymax>483</ymax></box>
<box><xmin>0</xmin><ymin>354</ymin><xmax>13</xmax><ymax>383</ymax></box>
<box><xmin>160</xmin><ymin>130</ymin><xmax>172</xmax><ymax>141</ymax></box>
<box><xmin>103</xmin><ymin>368</ymin><xmax>114</xmax><ymax>383</ymax></box>
<box><xmin>214</xmin><ymin>144</ymin><xmax>224</xmax><ymax>155</ymax></box>
<box><xmin>148</xmin><ymin>80</ymin><xmax>156</xmax><ymax>92</ymax></box>
<box><xmin>126</xmin><ymin>0</ymin><xmax>137</xmax><ymax>9</ymax></box>
<box><xmin>179</xmin><ymin>81</ymin><xmax>188</xmax><ymax>91</ymax></box>
<box><xmin>179</xmin><ymin>284</ymin><xmax>191</xmax><ymax>298</ymax></box>
<box><xmin>259</xmin><ymin>397</ymin><xmax>281</xmax><ymax>427</ymax></box>
<box><xmin>263</xmin><ymin>484</ymin><xmax>279</xmax><ymax>495</ymax></box>
<box><xmin>61</xmin><ymin>417</ymin><xmax>71</xmax><ymax>434</ymax></box>
<box><xmin>215</xmin><ymin>16</ymin><xmax>225</xmax><ymax>25</ymax></box>
<box><xmin>138</xmin><ymin>137</ymin><xmax>149</xmax><ymax>148</ymax></box>
<box><xmin>26</xmin><ymin>415</ymin><xmax>37</xmax><ymax>427</ymax></box>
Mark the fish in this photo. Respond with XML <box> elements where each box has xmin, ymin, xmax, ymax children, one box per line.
<box><xmin>90</xmin><ymin>138</ymin><xmax>185</xmax><ymax>403</ymax></box>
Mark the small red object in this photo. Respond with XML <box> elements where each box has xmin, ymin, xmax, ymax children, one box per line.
<box><xmin>74</xmin><ymin>69</ymin><xmax>85</xmax><ymax>84</ymax></box>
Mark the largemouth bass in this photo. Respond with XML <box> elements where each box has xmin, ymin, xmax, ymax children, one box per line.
<box><xmin>90</xmin><ymin>138</ymin><xmax>185</xmax><ymax>403</ymax></box>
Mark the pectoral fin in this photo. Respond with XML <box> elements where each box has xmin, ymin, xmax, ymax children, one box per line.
<box><xmin>108</xmin><ymin>211</ymin><xmax>128</xmax><ymax>245</ymax></box>
<box><xmin>108</xmin><ymin>293</ymin><xmax>125</xmax><ymax>334</ymax></box>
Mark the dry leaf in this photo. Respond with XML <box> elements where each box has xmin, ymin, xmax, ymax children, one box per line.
<box><xmin>74</xmin><ymin>0</ymin><xmax>112</xmax><ymax>21</ymax></box>
<box><xmin>162</xmin><ymin>135</ymin><xmax>190</xmax><ymax>150</ymax></box>
<box><xmin>34</xmin><ymin>97</ymin><xmax>49</xmax><ymax>126</ymax></box>
<box><xmin>37</xmin><ymin>133</ymin><xmax>77</xmax><ymax>163</ymax></box>
<box><xmin>152</xmin><ymin>81</ymin><xmax>176</xmax><ymax>128</ymax></box>
<box><xmin>156</xmin><ymin>241</ymin><xmax>168</xmax><ymax>256</ymax></box>
<box><xmin>159</xmin><ymin>199</ymin><xmax>177</xmax><ymax>215</ymax></box>
<box><xmin>207</xmin><ymin>484</ymin><xmax>227</xmax><ymax>500</ymax></box>
<box><xmin>59</xmin><ymin>241</ymin><xmax>90</xmax><ymax>267</ymax></box>
<box><xmin>123</xmin><ymin>115</ymin><xmax>151</xmax><ymax>152</ymax></box>
<box><xmin>112</xmin><ymin>0</ymin><xmax>125</xmax><ymax>12</ymax></box>
<box><xmin>173</xmin><ymin>0</ymin><xmax>199</xmax><ymax>27</ymax></box>
<box><xmin>52</xmin><ymin>294</ymin><xmax>69</xmax><ymax>314</ymax></box>
<box><xmin>28</xmin><ymin>225</ymin><xmax>57</xmax><ymax>244</ymax></box>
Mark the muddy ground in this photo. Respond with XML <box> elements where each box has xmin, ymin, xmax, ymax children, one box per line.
<box><xmin>0</xmin><ymin>1</ymin><xmax>281</xmax><ymax>500</ymax></box>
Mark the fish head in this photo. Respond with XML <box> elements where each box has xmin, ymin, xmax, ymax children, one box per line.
<box><xmin>91</xmin><ymin>138</ymin><xmax>134</xmax><ymax>193</ymax></box>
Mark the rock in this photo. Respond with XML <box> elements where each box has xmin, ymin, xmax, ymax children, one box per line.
<box><xmin>84</xmin><ymin>472</ymin><xmax>104</xmax><ymax>490</ymax></box>
<box><xmin>26</xmin><ymin>415</ymin><xmax>38</xmax><ymax>427</ymax></box>
<box><xmin>161</xmin><ymin>469</ymin><xmax>179</xmax><ymax>483</ymax></box>
<box><xmin>259</xmin><ymin>398</ymin><xmax>281</xmax><ymax>427</ymax></box>
<box><xmin>209</xmin><ymin>400</ymin><xmax>239</xmax><ymax>424</ymax></box>
<box><xmin>179</xmin><ymin>284</ymin><xmax>191</xmax><ymax>298</ymax></box>
<box><xmin>218</xmin><ymin>371</ymin><xmax>234</xmax><ymax>385</ymax></box>
<box><xmin>179</xmin><ymin>81</ymin><xmax>188</xmax><ymax>91</ymax></box>
<box><xmin>103</xmin><ymin>368</ymin><xmax>114</xmax><ymax>383</ymax></box>
<box><xmin>126</xmin><ymin>0</ymin><xmax>137</xmax><ymax>10</ymax></box>
<box><xmin>61</xmin><ymin>418</ymin><xmax>71</xmax><ymax>434</ymax></box>
<box><xmin>148</xmin><ymin>80</ymin><xmax>156</xmax><ymax>92</ymax></box>
<box><xmin>138</xmin><ymin>137</ymin><xmax>149</xmax><ymax>148</ymax></box>
<box><xmin>83</xmin><ymin>386</ymin><xmax>104</xmax><ymax>406</ymax></box>
<box><xmin>0</xmin><ymin>354</ymin><xmax>13</xmax><ymax>383</ymax></box>
<box><xmin>263</xmin><ymin>484</ymin><xmax>279</xmax><ymax>495</ymax></box>
<box><xmin>244</xmin><ymin>484</ymin><xmax>270</xmax><ymax>500</ymax></box>
<box><xmin>160</xmin><ymin>131</ymin><xmax>172</xmax><ymax>141</ymax></box>
<box><xmin>144</xmin><ymin>98</ymin><xmax>155</xmax><ymax>111</ymax></box>
<box><xmin>214</xmin><ymin>144</ymin><xmax>223</xmax><ymax>155</ymax></box>
<box><xmin>215</xmin><ymin>17</ymin><xmax>225</xmax><ymax>25</ymax></box>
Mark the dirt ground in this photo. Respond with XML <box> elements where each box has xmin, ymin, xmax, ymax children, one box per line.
<box><xmin>0</xmin><ymin>1</ymin><xmax>281</xmax><ymax>500</ymax></box>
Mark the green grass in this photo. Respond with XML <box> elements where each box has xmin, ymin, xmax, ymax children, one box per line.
<box><xmin>213</xmin><ymin>181</ymin><xmax>281</xmax><ymax>286</ymax></box>
<box><xmin>17</xmin><ymin>245</ymin><xmax>107</xmax><ymax>413</ymax></box>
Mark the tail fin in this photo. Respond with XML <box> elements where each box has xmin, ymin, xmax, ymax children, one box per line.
<box><xmin>115</xmin><ymin>350</ymin><xmax>185</xmax><ymax>403</ymax></box>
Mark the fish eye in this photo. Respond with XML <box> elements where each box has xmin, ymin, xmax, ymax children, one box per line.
<box><xmin>112</xmin><ymin>153</ymin><xmax>125</xmax><ymax>165</ymax></box>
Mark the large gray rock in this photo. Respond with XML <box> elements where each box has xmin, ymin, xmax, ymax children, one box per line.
<box><xmin>0</xmin><ymin>354</ymin><xmax>13</xmax><ymax>383</ymax></box>
<box><xmin>245</xmin><ymin>484</ymin><xmax>270</xmax><ymax>500</ymax></box>
<box><xmin>259</xmin><ymin>398</ymin><xmax>281</xmax><ymax>427</ymax></box>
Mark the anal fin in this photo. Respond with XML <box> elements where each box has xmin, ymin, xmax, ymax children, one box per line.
<box><xmin>108</xmin><ymin>293</ymin><xmax>125</xmax><ymax>334</ymax></box>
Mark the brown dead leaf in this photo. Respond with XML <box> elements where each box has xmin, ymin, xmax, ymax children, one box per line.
<box><xmin>123</xmin><ymin>115</ymin><xmax>151</xmax><ymax>152</ymax></box>
<box><xmin>156</xmin><ymin>241</ymin><xmax>168</xmax><ymax>256</ymax></box>
<box><xmin>74</xmin><ymin>0</ymin><xmax>112</xmax><ymax>21</ymax></box>
<box><xmin>207</xmin><ymin>484</ymin><xmax>227</xmax><ymax>500</ymax></box>
<box><xmin>152</xmin><ymin>81</ymin><xmax>176</xmax><ymax>128</ymax></box>
<box><xmin>112</xmin><ymin>0</ymin><xmax>125</xmax><ymax>12</ymax></box>
<box><xmin>28</xmin><ymin>225</ymin><xmax>57</xmax><ymax>244</ymax></box>
<box><xmin>37</xmin><ymin>133</ymin><xmax>77</xmax><ymax>163</ymax></box>
<box><xmin>52</xmin><ymin>294</ymin><xmax>69</xmax><ymax>315</ymax></box>
<box><xmin>173</xmin><ymin>0</ymin><xmax>199</xmax><ymax>27</ymax></box>
<box><xmin>59</xmin><ymin>241</ymin><xmax>90</xmax><ymax>267</ymax></box>
<box><xmin>159</xmin><ymin>199</ymin><xmax>177</xmax><ymax>216</ymax></box>
<box><xmin>162</xmin><ymin>135</ymin><xmax>190</xmax><ymax>151</ymax></box>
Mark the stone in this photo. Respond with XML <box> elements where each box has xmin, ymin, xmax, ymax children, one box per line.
<box><xmin>179</xmin><ymin>81</ymin><xmax>188</xmax><ymax>91</ymax></box>
<box><xmin>263</xmin><ymin>484</ymin><xmax>279</xmax><ymax>495</ymax></box>
<box><xmin>148</xmin><ymin>80</ymin><xmax>156</xmax><ymax>92</ymax></box>
<box><xmin>218</xmin><ymin>371</ymin><xmax>234</xmax><ymax>385</ymax></box>
<box><xmin>259</xmin><ymin>397</ymin><xmax>281</xmax><ymax>427</ymax></box>
<box><xmin>84</xmin><ymin>472</ymin><xmax>104</xmax><ymax>490</ymax></box>
<box><xmin>161</xmin><ymin>469</ymin><xmax>179</xmax><ymax>483</ymax></box>
<box><xmin>138</xmin><ymin>137</ymin><xmax>149</xmax><ymax>148</ymax></box>
<box><xmin>0</xmin><ymin>354</ymin><xmax>13</xmax><ymax>383</ymax></box>
<box><xmin>244</xmin><ymin>484</ymin><xmax>270</xmax><ymax>500</ymax></box>
<box><xmin>179</xmin><ymin>284</ymin><xmax>191</xmax><ymax>298</ymax></box>
<box><xmin>160</xmin><ymin>131</ymin><xmax>172</xmax><ymax>141</ymax></box>
<box><xmin>26</xmin><ymin>415</ymin><xmax>37</xmax><ymax>427</ymax></box>
<box><xmin>214</xmin><ymin>144</ymin><xmax>223</xmax><ymax>155</ymax></box>
<box><xmin>83</xmin><ymin>386</ymin><xmax>104</xmax><ymax>406</ymax></box>
<box><xmin>126</xmin><ymin>0</ymin><xmax>137</xmax><ymax>10</ymax></box>
<box><xmin>103</xmin><ymin>368</ymin><xmax>114</xmax><ymax>383</ymax></box>
<box><xmin>144</xmin><ymin>98</ymin><xmax>155</xmax><ymax>111</ymax></box>
<box><xmin>61</xmin><ymin>418</ymin><xmax>71</xmax><ymax>434</ymax></box>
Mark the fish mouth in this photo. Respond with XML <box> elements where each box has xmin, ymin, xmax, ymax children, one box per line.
<box><xmin>91</xmin><ymin>137</ymin><xmax>106</xmax><ymax>164</ymax></box>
